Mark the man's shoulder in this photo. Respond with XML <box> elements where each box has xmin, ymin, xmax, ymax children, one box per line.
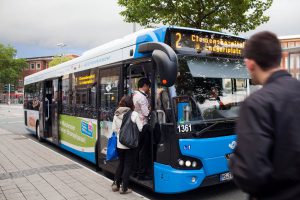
<box><xmin>133</xmin><ymin>91</ymin><xmax>147</xmax><ymax>100</ymax></box>
<box><xmin>243</xmin><ymin>88</ymin><xmax>271</xmax><ymax>108</ymax></box>
<box><xmin>245</xmin><ymin>88</ymin><xmax>265</xmax><ymax>101</ymax></box>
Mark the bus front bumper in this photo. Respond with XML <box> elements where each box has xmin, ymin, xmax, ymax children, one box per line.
<box><xmin>154</xmin><ymin>162</ymin><xmax>206</xmax><ymax>194</ymax></box>
<box><xmin>154</xmin><ymin>135</ymin><xmax>236</xmax><ymax>194</ymax></box>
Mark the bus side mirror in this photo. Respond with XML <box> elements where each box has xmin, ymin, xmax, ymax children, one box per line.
<box><xmin>138</xmin><ymin>42</ymin><xmax>178</xmax><ymax>87</ymax></box>
<box><xmin>152</xmin><ymin>50</ymin><xmax>178</xmax><ymax>87</ymax></box>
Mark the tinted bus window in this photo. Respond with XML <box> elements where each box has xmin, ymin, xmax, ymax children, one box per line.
<box><xmin>72</xmin><ymin>69</ymin><xmax>98</xmax><ymax>119</ymax></box>
<box><xmin>24</xmin><ymin>83</ymin><xmax>40</xmax><ymax>111</ymax></box>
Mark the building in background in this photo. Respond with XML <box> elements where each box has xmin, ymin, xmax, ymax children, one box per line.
<box><xmin>1</xmin><ymin>54</ymin><xmax>78</xmax><ymax>104</ymax></box>
<box><xmin>279</xmin><ymin>35</ymin><xmax>300</xmax><ymax>80</ymax></box>
<box><xmin>19</xmin><ymin>54</ymin><xmax>78</xmax><ymax>93</ymax></box>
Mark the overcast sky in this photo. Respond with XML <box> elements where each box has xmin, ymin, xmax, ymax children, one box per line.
<box><xmin>0</xmin><ymin>0</ymin><xmax>299</xmax><ymax>58</ymax></box>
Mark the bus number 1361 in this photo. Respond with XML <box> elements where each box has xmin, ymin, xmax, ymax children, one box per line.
<box><xmin>177</xmin><ymin>124</ymin><xmax>192</xmax><ymax>133</ymax></box>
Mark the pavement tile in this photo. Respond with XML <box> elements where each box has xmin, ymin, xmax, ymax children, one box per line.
<box><xmin>0</xmin><ymin>131</ymin><xmax>145</xmax><ymax>200</ymax></box>
<box><xmin>1</xmin><ymin>184</ymin><xmax>18</xmax><ymax>191</ymax></box>
<box><xmin>66</xmin><ymin>196</ymin><xmax>86</xmax><ymax>200</ymax></box>
<box><xmin>3</xmin><ymin>192</ymin><xmax>25</xmax><ymax>199</ymax></box>
<box><xmin>2</xmin><ymin>188</ymin><xmax>20</xmax><ymax>195</ymax></box>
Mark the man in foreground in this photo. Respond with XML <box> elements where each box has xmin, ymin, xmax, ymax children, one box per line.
<box><xmin>230</xmin><ymin>31</ymin><xmax>300</xmax><ymax>200</ymax></box>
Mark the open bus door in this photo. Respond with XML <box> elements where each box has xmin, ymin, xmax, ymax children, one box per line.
<box><xmin>39</xmin><ymin>78</ymin><xmax>61</xmax><ymax>145</ymax></box>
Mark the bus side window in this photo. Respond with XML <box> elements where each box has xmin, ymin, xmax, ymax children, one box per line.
<box><xmin>24</xmin><ymin>83</ymin><xmax>37</xmax><ymax>110</ymax></box>
<box><xmin>72</xmin><ymin>69</ymin><xmax>98</xmax><ymax>119</ymax></box>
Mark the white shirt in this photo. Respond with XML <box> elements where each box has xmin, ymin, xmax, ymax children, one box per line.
<box><xmin>132</xmin><ymin>90</ymin><xmax>150</xmax><ymax>126</ymax></box>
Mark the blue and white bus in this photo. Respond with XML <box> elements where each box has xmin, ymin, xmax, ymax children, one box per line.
<box><xmin>24</xmin><ymin>26</ymin><xmax>250</xmax><ymax>194</ymax></box>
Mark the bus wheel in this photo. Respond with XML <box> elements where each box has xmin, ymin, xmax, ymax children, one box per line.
<box><xmin>36</xmin><ymin>123</ymin><xmax>43</xmax><ymax>142</ymax></box>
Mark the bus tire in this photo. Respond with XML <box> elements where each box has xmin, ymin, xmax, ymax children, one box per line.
<box><xmin>36</xmin><ymin>122</ymin><xmax>43</xmax><ymax>142</ymax></box>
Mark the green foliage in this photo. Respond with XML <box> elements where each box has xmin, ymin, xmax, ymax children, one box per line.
<box><xmin>49</xmin><ymin>56</ymin><xmax>72</xmax><ymax>67</ymax></box>
<box><xmin>0</xmin><ymin>44</ymin><xmax>27</xmax><ymax>86</ymax></box>
<box><xmin>118</xmin><ymin>0</ymin><xmax>273</xmax><ymax>34</ymax></box>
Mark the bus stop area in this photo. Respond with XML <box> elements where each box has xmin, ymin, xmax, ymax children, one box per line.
<box><xmin>0</xmin><ymin>127</ymin><xmax>146</xmax><ymax>200</ymax></box>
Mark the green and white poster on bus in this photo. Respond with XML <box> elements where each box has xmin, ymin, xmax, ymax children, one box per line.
<box><xmin>59</xmin><ymin>114</ymin><xmax>97</xmax><ymax>153</ymax></box>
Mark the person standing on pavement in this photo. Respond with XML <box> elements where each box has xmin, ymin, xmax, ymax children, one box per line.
<box><xmin>111</xmin><ymin>95</ymin><xmax>143</xmax><ymax>194</ymax></box>
<box><xmin>132</xmin><ymin>77</ymin><xmax>152</xmax><ymax>180</ymax></box>
<box><xmin>229</xmin><ymin>31</ymin><xmax>300</xmax><ymax>200</ymax></box>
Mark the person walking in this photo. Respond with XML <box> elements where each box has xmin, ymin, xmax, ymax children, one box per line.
<box><xmin>229</xmin><ymin>31</ymin><xmax>300</xmax><ymax>200</ymax></box>
<box><xmin>111</xmin><ymin>95</ymin><xmax>143</xmax><ymax>194</ymax></box>
<box><xmin>132</xmin><ymin>78</ymin><xmax>152</xmax><ymax>180</ymax></box>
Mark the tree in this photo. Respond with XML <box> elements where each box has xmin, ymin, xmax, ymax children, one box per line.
<box><xmin>118</xmin><ymin>0</ymin><xmax>273</xmax><ymax>34</ymax></box>
<box><xmin>0</xmin><ymin>44</ymin><xmax>27</xmax><ymax>86</ymax></box>
<box><xmin>49</xmin><ymin>56</ymin><xmax>72</xmax><ymax>67</ymax></box>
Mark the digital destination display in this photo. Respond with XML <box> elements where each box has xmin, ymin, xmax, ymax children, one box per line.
<box><xmin>169</xmin><ymin>30</ymin><xmax>245</xmax><ymax>57</ymax></box>
<box><xmin>76</xmin><ymin>74</ymin><xmax>96</xmax><ymax>85</ymax></box>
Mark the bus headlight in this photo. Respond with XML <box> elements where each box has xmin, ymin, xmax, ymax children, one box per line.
<box><xmin>192</xmin><ymin>161</ymin><xmax>197</xmax><ymax>168</ymax></box>
<box><xmin>174</xmin><ymin>157</ymin><xmax>202</xmax><ymax>170</ymax></box>
<box><xmin>178</xmin><ymin>159</ymin><xmax>184</xmax><ymax>166</ymax></box>
<box><xmin>185</xmin><ymin>160</ymin><xmax>191</xmax><ymax>167</ymax></box>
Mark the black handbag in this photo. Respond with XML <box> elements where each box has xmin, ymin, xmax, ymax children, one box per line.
<box><xmin>119</xmin><ymin>110</ymin><xmax>139</xmax><ymax>148</ymax></box>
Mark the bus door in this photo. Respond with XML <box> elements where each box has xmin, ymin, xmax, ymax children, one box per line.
<box><xmin>51</xmin><ymin>78</ymin><xmax>61</xmax><ymax>144</ymax></box>
<box><xmin>39</xmin><ymin>79</ymin><xmax>61</xmax><ymax>144</ymax></box>
<box><xmin>125</xmin><ymin>61</ymin><xmax>155</xmax><ymax>188</ymax></box>
<box><xmin>97</xmin><ymin>66</ymin><xmax>121</xmax><ymax>169</ymax></box>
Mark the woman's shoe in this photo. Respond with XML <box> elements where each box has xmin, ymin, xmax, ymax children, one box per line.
<box><xmin>119</xmin><ymin>187</ymin><xmax>132</xmax><ymax>194</ymax></box>
<box><xmin>111</xmin><ymin>182</ymin><xmax>120</xmax><ymax>192</ymax></box>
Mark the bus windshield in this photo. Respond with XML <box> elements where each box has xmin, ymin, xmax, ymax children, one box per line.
<box><xmin>173</xmin><ymin>56</ymin><xmax>259</xmax><ymax>121</ymax></box>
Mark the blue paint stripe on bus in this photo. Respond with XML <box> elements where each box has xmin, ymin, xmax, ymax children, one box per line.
<box><xmin>154</xmin><ymin>162</ymin><xmax>206</xmax><ymax>194</ymax></box>
<box><xmin>59</xmin><ymin>143</ymin><xmax>96</xmax><ymax>164</ymax></box>
<box><xmin>179</xmin><ymin>135</ymin><xmax>236</xmax><ymax>176</ymax></box>
<box><xmin>133</xmin><ymin>26</ymin><xmax>168</xmax><ymax>59</ymax></box>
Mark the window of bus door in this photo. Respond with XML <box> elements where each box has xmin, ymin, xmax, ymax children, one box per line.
<box><xmin>125</xmin><ymin>62</ymin><xmax>153</xmax><ymax>94</ymax></box>
<box><xmin>61</xmin><ymin>74</ymin><xmax>73</xmax><ymax>115</ymax></box>
<box><xmin>156</xmin><ymin>75</ymin><xmax>172</xmax><ymax>124</ymax></box>
<box><xmin>99</xmin><ymin>66</ymin><xmax>120</xmax><ymax>155</ymax></box>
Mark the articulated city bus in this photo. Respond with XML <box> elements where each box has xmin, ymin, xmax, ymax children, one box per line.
<box><xmin>24</xmin><ymin>26</ymin><xmax>252</xmax><ymax>194</ymax></box>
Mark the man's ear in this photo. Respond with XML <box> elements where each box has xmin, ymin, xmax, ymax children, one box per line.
<box><xmin>244</xmin><ymin>58</ymin><xmax>256</xmax><ymax>72</ymax></box>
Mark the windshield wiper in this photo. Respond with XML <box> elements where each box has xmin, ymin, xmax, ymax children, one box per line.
<box><xmin>195</xmin><ymin>122</ymin><xmax>220</xmax><ymax>136</ymax></box>
<box><xmin>194</xmin><ymin>119</ymin><xmax>235</xmax><ymax>136</ymax></box>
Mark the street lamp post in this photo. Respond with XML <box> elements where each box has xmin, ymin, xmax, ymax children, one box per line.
<box><xmin>133</xmin><ymin>23</ymin><xmax>136</xmax><ymax>33</ymax></box>
<box><xmin>56</xmin><ymin>43</ymin><xmax>67</xmax><ymax>57</ymax></box>
<box><xmin>8</xmin><ymin>84</ymin><xmax>10</xmax><ymax>105</ymax></box>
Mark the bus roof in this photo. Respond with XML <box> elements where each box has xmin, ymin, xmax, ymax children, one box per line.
<box><xmin>24</xmin><ymin>26</ymin><xmax>244</xmax><ymax>85</ymax></box>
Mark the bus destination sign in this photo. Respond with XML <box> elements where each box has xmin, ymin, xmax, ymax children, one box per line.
<box><xmin>170</xmin><ymin>31</ymin><xmax>245</xmax><ymax>57</ymax></box>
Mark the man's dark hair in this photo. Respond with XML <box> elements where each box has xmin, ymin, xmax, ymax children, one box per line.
<box><xmin>138</xmin><ymin>77</ymin><xmax>151</xmax><ymax>88</ymax></box>
<box><xmin>243</xmin><ymin>31</ymin><xmax>282</xmax><ymax>70</ymax></box>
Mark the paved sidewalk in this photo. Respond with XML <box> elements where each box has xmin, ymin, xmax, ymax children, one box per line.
<box><xmin>0</xmin><ymin>128</ymin><xmax>146</xmax><ymax>200</ymax></box>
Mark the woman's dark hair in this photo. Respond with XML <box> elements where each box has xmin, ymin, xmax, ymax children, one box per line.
<box><xmin>118</xmin><ymin>95</ymin><xmax>134</xmax><ymax>110</ymax></box>
<box><xmin>243</xmin><ymin>31</ymin><xmax>282</xmax><ymax>71</ymax></box>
